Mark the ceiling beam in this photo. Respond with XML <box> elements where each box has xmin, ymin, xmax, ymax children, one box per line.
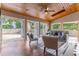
<box><xmin>76</xmin><ymin>4</ymin><xmax>79</xmax><ymax>11</ymax></box>
<box><xmin>0</xmin><ymin>3</ymin><xmax>1</xmax><ymax>14</ymax></box>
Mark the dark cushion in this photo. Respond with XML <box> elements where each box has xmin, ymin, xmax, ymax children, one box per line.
<box><xmin>49</xmin><ymin>30</ymin><xmax>67</xmax><ymax>42</ymax></box>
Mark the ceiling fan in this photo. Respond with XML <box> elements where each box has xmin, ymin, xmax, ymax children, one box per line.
<box><xmin>39</xmin><ymin>3</ymin><xmax>55</xmax><ymax>14</ymax></box>
<box><xmin>44</xmin><ymin>7</ymin><xmax>55</xmax><ymax>13</ymax></box>
<box><xmin>39</xmin><ymin>3</ymin><xmax>66</xmax><ymax>15</ymax></box>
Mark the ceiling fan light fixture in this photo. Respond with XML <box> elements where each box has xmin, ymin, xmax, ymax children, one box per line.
<box><xmin>45</xmin><ymin>12</ymin><xmax>48</xmax><ymax>14</ymax></box>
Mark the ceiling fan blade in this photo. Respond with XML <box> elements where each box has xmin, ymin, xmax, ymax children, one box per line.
<box><xmin>44</xmin><ymin>9</ymin><xmax>55</xmax><ymax>12</ymax></box>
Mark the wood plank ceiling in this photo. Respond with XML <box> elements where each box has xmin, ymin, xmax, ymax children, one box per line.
<box><xmin>1</xmin><ymin>3</ymin><xmax>79</xmax><ymax>22</ymax></box>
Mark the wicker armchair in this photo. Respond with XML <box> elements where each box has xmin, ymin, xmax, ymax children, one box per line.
<box><xmin>42</xmin><ymin>36</ymin><xmax>59</xmax><ymax>56</ymax></box>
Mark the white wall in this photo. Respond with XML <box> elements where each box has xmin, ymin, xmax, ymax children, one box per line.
<box><xmin>53</xmin><ymin>12</ymin><xmax>79</xmax><ymax>23</ymax></box>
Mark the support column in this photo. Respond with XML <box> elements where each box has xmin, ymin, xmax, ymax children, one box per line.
<box><xmin>21</xmin><ymin>19</ymin><xmax>27</xmax><ymax>41</ymax></box>
<box><xmin>24</xmin><ymin>19</ymin><xmax>27</xmax><ymax>40</ymax></box>
<box><xmin>0</xmin><ymin>18</ymin><xmax>2</xmax><ymax>52</ymax></box>
<box><xmin>39</xmin><ymin>22</ymin><xmax>40</xmax><ymax>37</ymax></box>
<box><xmin>78</xmin><ymin>22</ymin><xmax>79</xmax><ymax>42</ymax></box>
<box><xmin>61</xmin><ymin>22</ymin><xmax>64</xmax><ymax>30</ymax></box>
<box><xmin>48</xmin><ymin>22</ymin><xmax>51</xmax><ymax>30</ymax></box>
<box><xmin>34</xmin><ymin>22</ymin><xmax>39</xmax><ymax>37</ymax></box>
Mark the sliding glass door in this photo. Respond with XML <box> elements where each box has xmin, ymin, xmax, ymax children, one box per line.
<box><xmin>1</xmin><ymin>15</ymin><xmax>23</xmax><ymax>41</ymax></box>
<box><xmin>27</xmin><ymin>20</ymin><xmax>48</xmax><ymax>37</ymax></box>
<box><xmin>27</xmin><ymin>20</ymin><xmax>39</xmax><ymax>37</ymax></box>
<box><xmin>40</xmin><ymin>22</ymin><xmax>48</xmax><ymax>36</ymax></box>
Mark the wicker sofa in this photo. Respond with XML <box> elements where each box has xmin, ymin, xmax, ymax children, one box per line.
<box><xmin>47</xmin><ymin>30</ymin><xmax>68</xmax><ymax>42</ymax></box>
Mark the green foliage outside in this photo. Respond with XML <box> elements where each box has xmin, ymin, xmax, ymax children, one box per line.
<box><xmin>51</xmin><ymin>23</ymin><xmax>61</xmax><ymax>30</ymax></box>
<box><xmin>29</xmin><ymin>21</ymin><xmax>46</xmax><ymax>35</ymax></box>
<box><xmin>2</xmin><ymin>16</ymin><xmax>21</xmax><ymax>29</ymax></box>
<box><xmin>40</xmin><ymin>23</ymin><xmax>45</xmax><ymax>32</ymax></box>
<box><xmin>29</xmin><ymin>21</ymin><xmax>35</xmax><ymax>29</ymax></box>
<box><xmin>15</xmin><ymin>20</ymin><xmax>21</xmax><ymax>28</ymax></box>
<box><xmin>40</xmin><ymin>23</ymin><xmax>43</xmax><ymax>32</ymax></box>
<box><xmin>51</xmin><ymin>23</ymin><xmax>78</xmax><ymax>30</ymax></box>
<box><xmin>63</xmin><ymin>23</ymin><xmax>78</xmax><ymax>30</ymax></box>
<box><xmin>2</xmin><ymin>20</ymin><xmax>21</xmax><ymax>29</ymax></box>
